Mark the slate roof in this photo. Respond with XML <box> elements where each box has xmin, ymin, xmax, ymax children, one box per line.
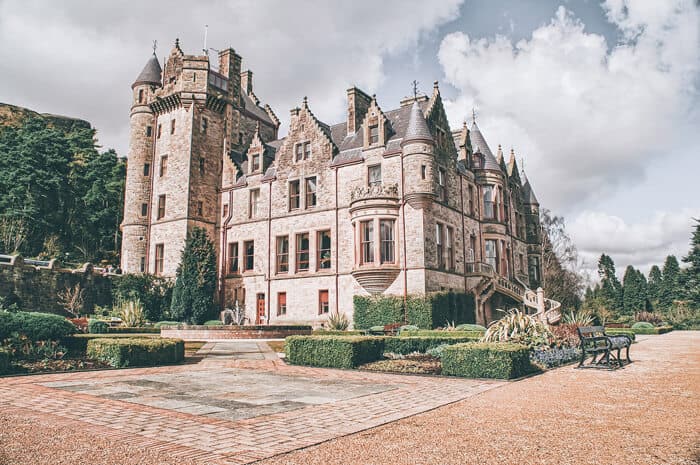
<box><xmin>470</xmin><ymin>121</ymin><xmax>501</xmax><ymax>172</ymax></box>
<box><xmin>521</xmin><ymin>172</ymin><xmax>539</xmax><ymax>205</ymax></box>
<box><xmin>403</xmin><ymin>101</ymin><xmax>433</xmax><ymax>144</ymax></box>
<box><xmin>133</xmin><ymin>54</ymin><xmax>162</xmax><ymax>87</ymax></box>
<box><xmin>242</xmin><ymin>92</ymin><xmax>276</xmax><ymax>127</ymax></box>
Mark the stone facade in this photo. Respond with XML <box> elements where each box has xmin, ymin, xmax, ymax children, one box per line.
<box><xmin>121</xmin><ymin>40</ymin><xmax>545</xmax><ymax>327</ymax></box>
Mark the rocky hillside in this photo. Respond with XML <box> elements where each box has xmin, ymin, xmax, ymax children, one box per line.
<box><xmin>0</xmin><ymin>102</ymin><xmax>91</xmax><ymax>133</ymax></box>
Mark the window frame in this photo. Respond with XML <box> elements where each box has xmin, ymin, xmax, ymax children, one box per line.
<box><xmin>436</xmin><ymin>223</ymin><xmax>445</xmax><ymax>269</ymax></box>
<box><xmin>251</xmin><ymin>154</ymin><xmax>260</xmax><ymax>173</ymax></box>
<box><xmin>141</xmin><ymin>203</ymin><xmax>148</xmax><ymax>217</ymax></box>
<box><xmin>289</xmin><ymin>180</ymin><xmax>301</xmax><ymax>210</ymax></box>
<box><xmin>446</xmin><ymin>226</ymin><xmax>455</xmax><ymax>270</ymax></box>
<box><xmin>368</xmin><ymin>164</ymin><xmax>382</xmax><ymax>187</ymax></box>
<box><xmin>483</xmin><ymin>185</ymin><xmax>495</xmax><ymax>220</ymax></box>
<box><xmin>243</xmin><ymin>240</ymin><xmax>255</xmax><ymax>272</ymax></box>
<box><xmin>157</xmin><ymin>194</ymin><xmax>166</xmax><ymax>220</ymax></box>
<box><xmin>318</xmin><ymin>290</ymin><xmax>329</xmax><ymax>315</ymax></box>
<box><xmin>379</xmin><ymin>219</ymin><xmax>395</xmax><ymax>264</ymax></box>
<box><xmin>360</xmin><ymin>220</ymin><xmax>374</xmax><ymax>265</ymax></box>
<box><xmin>249</xmin><ymin>188</ymin><xmax>260</xmax><ymax>219</ymax></box>
<box><xmin>485</xmin><ymin>239</ymin><xmax>498</xmax><ymax>272</ymax></box>
<box><xmin>276</xmin><ymin>236</ymin><xmax>289</xmax><ymax>274</ymax></box>
<box><xmin>437</xmin><ymin>167</ymin><xmax>447</xmax><ymax>203</ymax></box>
<box><xmin>305</xmin><ymin>176</ymin><xmax>317</xmax><ymax>208</ymax></box>
<box><xmin>143</xmin><ymin>163</ymin><xmax>151</xmax><ymax>177</ymax></box>
<box><xmin>317</xmin><ymin>230</ymin><xmax>331</xmax><ymax>270</ymax></box>
<box><xmin>368</xmin><ymin>123</ymin><xmax>379</xmax><ymax>145</ymax></box>
<box><xmin>295</xmin><ymin>232</ymin><xmax>310</xmax><ymax>272</ymax></box>
<box><xmin>228</xmin><ymin>242</ymin><xmax>239</xmax><ymax>274</ymax></box>
<box><xmin>170</xmin><ymin>119</ymin><xmax>176</xmax><ymax>135</ymax></box>
<box><xmin>160</xmin><ymin>155</ymin><xmax>168</xmax><ymax>177</ymax></box>
<box><xmin>277</xmin><ymin>292</ymin><xmax>287</xmax><ymax>316</ymax></box>
<box><xmin>154</xmin><ymin>243</ymin><xmax>164</xmax><ymax>276</ymax></box>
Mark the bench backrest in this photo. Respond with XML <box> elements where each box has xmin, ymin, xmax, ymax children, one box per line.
<box><xmin>577</xmin><ymin>326</ymin><xmax>605</xmax><ymax>338</ymax></box>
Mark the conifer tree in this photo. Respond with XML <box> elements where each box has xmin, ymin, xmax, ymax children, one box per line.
<box><xmin>659</xmin><ymin>255</ymin><xmax>681</xmax><ymax>310</ymax></box>
<box><xmin>170</xmin><ymin>227</ymin><xmax>217</xmax><ymax>324</ymax></box>
<box><xmin>598</xmin><ymin>253</ymin><xmax>623</xmax><ymax>313</ymax></box>
<box><xmin>681</xmin><ymin>219</ymin><xmax>700</xmax><ymax>308</ymax></box>
<box><xmin>622</xmin><ymin>265</ymin><xmax>647</xmax><ymax>315</ymax></box>
<box><xmin>648</xmin><ymin>265</ymin><xmax>663</xmax><ymax>309</ymax></box>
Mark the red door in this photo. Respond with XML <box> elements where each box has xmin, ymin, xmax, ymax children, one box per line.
<box><xmin>256</xmin><ymin>293</ymin><xmax>265</xmax><ymax>324</ymax></box>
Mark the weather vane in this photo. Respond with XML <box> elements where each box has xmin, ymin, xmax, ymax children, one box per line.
<box><xmin>472</xmin><ymin>108</ymin><xmax>477</xmax><ymax>124</ymax></box>
<box><xmin>412</xmin><ymin>80</ymin><xmax>419</xmax><ymax>99</ymax></box>
<box><xmin>152</xmin><ymin>40</ymin><xmax>158</xmax><ymax>55</ymax></box>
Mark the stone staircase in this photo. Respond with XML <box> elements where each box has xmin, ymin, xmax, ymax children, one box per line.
<box><xmin>523</xmin><ymin>288</ymin><xmax>562</xmax><ymax>325</ymax></box>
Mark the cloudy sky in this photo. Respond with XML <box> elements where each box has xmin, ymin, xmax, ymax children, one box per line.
<box><xmin>0</xmin><ymin>0</ymin><xmax>698</xmax><ymax>280</ymax></box>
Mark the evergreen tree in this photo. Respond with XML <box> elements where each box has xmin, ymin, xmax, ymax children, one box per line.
<box><xmin>681</xmin><ymin>219</ymin><xmax>700</xmax><ymax>308</ymax></box>
<box><xmin>659</xmin><ymin>255</ymin><xmax>681</xmax><ymax>310</ymax></box>
<box><xmin>598</xmin><ymin>253</ymin><xmax>623</xmax><ymax>313</ymax></box>
<box><xmin>622</xmin><ymin>265</ymin><xmax>647</xmax><ymax>315</ymax></box>
<box><xmin>170</xmin><ymin>227</ymin><xmax>217</xmax><ymax>324</ymax></box>
<box><xmin>648</xmin><ymin>265</ymin><xmax>663</xmax><ymax>309</ymax></box>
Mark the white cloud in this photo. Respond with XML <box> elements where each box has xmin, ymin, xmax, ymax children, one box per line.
<box><xmin>569</xmin><ymin>209</ymin><xmax>699</xmax><ymax>278</ymax></box>
<box><xmin>0</xmin><ymin>0</ymin><xmax>463</xmax><ymax>154</ymax></box>
<box><xmin>437</xmin><ymin>0</ymin><xmax>700</xmax><ymax>212</ymax></box>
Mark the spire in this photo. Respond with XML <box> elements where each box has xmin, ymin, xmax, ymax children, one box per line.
<box><xmin>402</xmin><ymin>101</ymin><xmax>433</xmax><ymax>146</ymax></box>
<box><xmin>496</xmin><ymin>144</ymin><xmax>504</xmax><ymax>163</ymax></box>
<box><xmin>132</xmin><ymin>52</ymin><xmax>162</xmax><ymax>89</ymax></box>
<box><xmin>470</xmin><ymin>118</ymin><xmax>501</xmax><ymax>171</ymax></box>
<box><xmin>521</xmin><ymin>171</ymin><xmax>539</xmax><ymax>205</ymax></box>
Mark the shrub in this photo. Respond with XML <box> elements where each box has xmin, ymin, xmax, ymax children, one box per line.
<box><xmin>2</xmin><ymin>334</ymin><xmax>66</xmax><ymax>360</ymax></box>
<box><xmin>171</xmin><ymin>227</ymin><xmax>217</xmax><ymax>324</ymax></box>
<box><xmin>88</xmin><ymin>319</ymin><xmax>109</xmax><ymax>334</ymax></box>
<box><xmin>631</xmin><ymin>321</ymin><xmax>654</xmax><ymax>330</ymax></box>
<box><xmin>426</xmin><ymin>343</ymin><xmax>451</xmax><ymax>359</ymax></box>
<box><xmin>455</xmin><ymin>324</ymin><xmax>486</xmax><ymax>332</ymax></box>
<box><xmin>481</xmin><ymin>309</ymin><xmax>552</xmax><ymax>348</ymax></box>
<box><xmin>154</xmin><ymin>321</ymin><xmax>181</xmax><ymax>328</ymax></box>
<box><xmin>86</xmin><ymin>338</ymin><xmax>184</xmax><ymax>367</ymax></box>
<box><xmin>441</xmin><ymin>342</ymin><xmax>535</xmax><ymax>379</ymax></box>
<box><xmin>107</xmin><ymin>326</ymin><xmax>160</xmax><ymax>334</ymax></box>
<box><xmin>285</xmin><ymin>336</ymin><xmax>384</xmax><ymax>368</ymax></box>
<box><xmin>631</xmin><ymin>326</ymin><xmax>673</xmax><ymax>335</ymax></box>
<box><xmin>562</xmin><ymin>309</ymin><xmax>595</xmax><ymax>326</ymax></box>
<box><xmin>111</xmin><ymin>273</ymin><xmax>173</xmax><ymax>322</ymax></box>
<box><xmin>0</xmin><ymin>348</ymin><xmax>10</xmax><ymax>374</ymax></box>
<box><xmin>326</xmin><ymin>310</ymin><xmax>350</xmax><ymax>331</ymax></box>
<box><xmin>384</xmin><ymin>336</ymin><xmax>479</xmax><ymax>355</ymax></box>
<box><xmin>530</xmin><ymin>347</ymin><xmax>581</xmax><ymax>369</ymax></box>
<box><xmin>397</xmin><ymin>325</ymin><xmax>419</xmax><ymax>335</ymax></box>
<box><xmin>0</xmin><ymin>312</ymin><xmax>76</xmax><ymax>342</ymax></box>
<box><xmin>204</xmin><ymin>320</ymin><xmax>223</xmax><ymax>326</ymax></box>
<box><xmin>550</xmin><ymin>323</ymin><xmax>581</xmax><ymax>348</ymax></box>
<box><xmin>665</xmin><ymin>301</ymin><xmax>700</xmax><ymax>330</ymax></box>
<box><xmin>398</xmin><ymin>330</ymin><xmax>483</xmax><ymax>338</ymax></box>
<box><xmin>116</xmin><ymin>299</ymin><xmax>146</xmax><ymax>327</ymax></box>
<box><xmin>634</xmin><ymin>311</ymin><xmax>663</xmax><ymax>325</ymax></box>
<box><xmin>312</xmin><ymin>330</ymin><xmax>364</xmax><ymax>336</ymax></box>
<box><xmin>353</xmin><ymin>295</ymin><xmax>404</xmax><ymax>329</ymax></box>
<box><xmin>603</xmin><ymin>328</ymin><xmax>636</xmax><ymax>341</ymax></box>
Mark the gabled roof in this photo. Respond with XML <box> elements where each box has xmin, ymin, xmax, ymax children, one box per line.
<box><xmin>133</xmin><ymin>54</ymin><xmax>162</xmax><ymax>88</ymax></box>
<box><xmin>470</xmin><ymin>121</ymin><xmax>501</xmax><ymax>172</ymax></box>
<box><xmin>521</xmin><ymin>172</ymin><xmax>539</xmax><ymax>205</ymax></box>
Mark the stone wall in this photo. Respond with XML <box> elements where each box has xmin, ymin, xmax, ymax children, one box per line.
<box><xmin>0</xmin><ymin>256</ymin><xmax>112</xmax><ymax>315</ymax></box>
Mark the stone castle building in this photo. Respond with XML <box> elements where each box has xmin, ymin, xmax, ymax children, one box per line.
<box><xmin>121</xmin><ymin>40</ymin><xmax>547</xmax><ymax>326</ymax></box>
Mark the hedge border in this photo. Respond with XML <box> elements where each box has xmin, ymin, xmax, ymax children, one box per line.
<box><xmin>441</xmin><ymin>342</ymin><xmax>536</xmax><ymax>379</ymax></box>
<box><xmin>86</xmin><ymin>337</ymin><xmax>184</xmax><ymax>368</ymax></box>
<box><xmin>285</xmin><ymin>336</ymin><xmax>384</xmax><ymax>368</ymax></box>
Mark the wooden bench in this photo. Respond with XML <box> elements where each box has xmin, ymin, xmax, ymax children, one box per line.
<box><xmin>577</xmin><ymin>326</ymin><xmax>632</xmax><ymax>369</ymax></box>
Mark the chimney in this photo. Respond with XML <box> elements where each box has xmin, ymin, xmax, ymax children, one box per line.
<box><xmin>218</xmin><ymin>48</ymin><xmax>242</xmax><ymax>103</ymax></box>
<box><xmin>346</xmin><ymin>87</ymin><xmax>372</xmax><ymax>134</ymax></box>
<box><xmin>240</xmin><ymin>70</ymin><xmax>253</xmax><ymax>95</ymax></box>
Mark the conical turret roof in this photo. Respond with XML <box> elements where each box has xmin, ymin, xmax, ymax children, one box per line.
<box><xmin>470</xmin><ymin>121</ymin><xmax>501</xmax><ymax>171</ymax></box>
<box><xmin>402</xmin><ymin>101</ymin><xmax>433</xmax><ymax>145</ymax></box>
<box><xmin>132</xmin><ymin>54</ymin><xmax>162</xmax><ymax>88</ymax></box>
<box><xmin>521</xmin><ymin>172</ymin><xmax>539</xmax><ymax>205</ymax></box>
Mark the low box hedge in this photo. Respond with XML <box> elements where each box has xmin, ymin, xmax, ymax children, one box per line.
<box><xmin>632</xmin><ymin>326</ymin><xmax>673</xmax><ymax>335</ymax></box>
<box><xmin>86</xmin><ymin>337</ymin><xmax>184</xmax><ymax>368</ymax></box>
<box><xmin>285</xmin><ymin>336</ymin><xmax>384</xmax><ymax>368</ymax></box>
<box><xmin>441</xmin><ymin>342</ymin><xmax>536</xmax><ymax>379</ymax></box>
<box><xmin>0</xmin><ymin>349</ymin><xmax>10</xmax><ymax>375</ymax></box>
<box><xmin>107</xmin><ymin>326</ymin><xmax>160</xmax><ymax>334</ymax></box>
<box><xmin>603</xmin><ymin>328</ymin><xmax>636</xmax><ymax>341</ymax></box>
<box><xmin>384</xmin><ymin>336</ymin><xmax>481</xmax><ymax>354</ymax></box>
<box><xmin>0</xmin><ymin>311</ymin><xmax>76</xmax><ymax>341</ymax></box>
<box><xmin>398</xmin><ymin>330</ymin><xmax>484</xmax><ymax>338</ymax></box>
<box><xmin>312</xmin><ymin>330</ymin><xmax>364</xmax><ymax>336</ymax></box>
<box><xmin>62</xmin><ymin>333</ymin><xmax>160</xmax><ymax>356</ymax></box>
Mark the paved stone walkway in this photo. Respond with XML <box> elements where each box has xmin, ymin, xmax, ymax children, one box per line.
<box><xmin>0</xmin><ymin>340</ymin><xmax>503</xmax><ymax>465</ymax></box>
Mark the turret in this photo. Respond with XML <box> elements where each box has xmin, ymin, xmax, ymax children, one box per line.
<box><xmin>121</xmin><ymin>53</ymin><xmax>162</xmax><ymax>273</ymax></box>
<box><xmin>401</xmin><ymin>100</ymin><xmax>435</xmax><ymax>208</ymax></box>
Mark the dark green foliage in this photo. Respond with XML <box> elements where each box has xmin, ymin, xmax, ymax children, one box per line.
<box><xmin>383</xmin><ymin>336</ymin><xmax>479</xmax><ymax>354</ymax></box>
<box><xmin>88</xmin><ymin>319</ymin><xmax>109</xmax><ymax>334</ymax></box>
<box><xmin>598</xmin><ymin>254</ymin><xmax>623</xmax><ymax>312</ymax></box>
<box><xmin>312</xmin><ymin>330</ymin><xmax>364</xmax><ymax>336</ymax></box>
<box><xmin>441</xmin><ymin>342</ymin><xmax>536</xmax><ymax>379</ymax></box>
<box><xmin>0</xmin><ymin>115</ymin><xmax>124</xmax><ymax>261</ymax></box>
<box><xmin>285</xmin><ymin>336</ymin><xmax>384</xmax><ymax>368</ymax></box>
<box><xmin>106</xmin><ymin>326</ymin><xmax>160</xmax><ymax>334</ymax></box>
<box><xmin>623</xmin><ymin>265</ymin><xmax>648</xmax><ymax>315</ymax></box>
<box><xmin>86</xmin><ymin>337</ymin><xmax>184</xmax><ymax>367</ymax></box>
<box><xmin>170</xmin><ymin>228</ymin><xmax>217</xmax><ymax>324</ymax></box>
<box><xmin>204</xmin><ymin>320</ymin><xmax>223</xmax><ymax>326</ymax></box>
<box><xmin>112</xmin><ymin>274</ymin><xmax>173</xmax><ymax>322</ymax></box>
<box><xmin>398</xmin><ymin>330</ymin><xmax>483</xmax><ymax>338</ymax></box>
<box><xmin>682</xmin><ymin>219</ymin><xmax>700</xmax><ymax>309</ymax></box>
<box><xmin>353</xmin><ymin>292</ymin><xmax>475</xmax><ymax>330</ymax></box>
<box><xmin>630</xmin><ymin>325</ymin><xmax>673</xmax><ymax>335</ymax></box>
<box><xmin>631</xmin><ymin>321</ymin><xmax>654</xmax><ymax>329</ymax></box>
<box><xmin>647</xmin><ymin>265</ymin><xmax>663</xmax><ymax>308</ymax></box>
<box><xmin>659</xmin><ymin>255</ymin><xmax>682</xmax><ymax>310</ymax></box>
<box><xmin>0</xmin><ymin>311</ymin><xmax>76</xmax><ymax>341</ymax></box>
<box><xmin>455</xmin><ymin>324</ymin><xmax>486</xmax><ymax>331</ymax></box>
<box><xmin>154</xmin><ymin>321</ymin><xmax>181</xmax><ymax>328</ymax></box>
<box><xmin>0</xmin><ymin>348</ymin><xmax>10</xmax><ymax>374</ymax></box>
<box><xmin>602</xmin><ymin>328</ymin><xmax>636</xmax><ymax>341</ymax></box>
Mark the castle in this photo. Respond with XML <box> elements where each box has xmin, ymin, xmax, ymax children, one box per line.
<box><xmin>121</xmin><ymin>40</ymin><xmax>549</xmax><ymax>326</ymax></box>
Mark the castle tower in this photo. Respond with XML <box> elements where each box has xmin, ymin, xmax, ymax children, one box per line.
<box><xmin>521</xmin><ymin>171</ymin><xmax>542</xmax><ymax>286</ymax></box>
<box><xmin>121</xmin><ymin>53</ymin><xmax>162</xmax><ymax>273</ymax></box>
<box><xmin>401</xmin><ymin>100</ymin><xmax>436</xmax><ymax>208</ymax></box>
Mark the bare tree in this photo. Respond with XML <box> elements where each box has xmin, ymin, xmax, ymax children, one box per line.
<box><xmin>57</xmin><ymin>284</ymin><xmax>85</xmax><ymax>318</ymax></box>
<box><xmin>0</xmin><ymin>215</ymin><xmax>28</xmax><ymax>253</ymax></box>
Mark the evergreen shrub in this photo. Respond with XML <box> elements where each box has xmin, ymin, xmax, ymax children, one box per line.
<box><xmin>0</xmin><ymin>312</ymin><xmax>76</xmax><ymax>341</ymax></box>
<box><xmin>383</xmin><ymin>336</ymin><xmax>479</xmax><ymax>354</ymax></box>
<box><xmin>631</xmin><ymin>321</ymin><xmax>654</xmax><ymax>330</ymax></box>
<box><xmin>441</xmin><ymin>342</ymin><xmax>536</xmax><ymax>379</ymax></box>
<box><xmin>398</xmin><ymin>330</ymin><xmax>483</xmax><ymax>338</ymax></box>
<box><xmin>353</xmin><ymin>292</ymin><xmax>475</xmax><ymax>329</ymax></box>
<box><xmin>0</xmin><ymin>348</ymin><xmax>10</xmax><ymax>374</ymax></box>
<box><xmin>312</xmin><ymin>330</ymin><xmax>364</xmax><ymax>336</ymax></box>
<box><xmin>86</xmin><ymin>337</ymin><xmax>184</xmax><ymax>367</ymax></box>
<box><xmin>112</xmin><ymin>273</ymin><xmax>173</xmax><ymax>322</ymax></box>
<box><xmin>203</xmin><ymin>320</ymin><xmax>224</xmax><ymax>326</ymax></box>
<box><xmin>285</xmin><ymin>336</ymin><xmax>384</xmax><ymax>368</ymax></box>
<box><xmin>88</xmin><ymin>319</ymin><xmax>109</xmax><ymax>334</ymax></box>
<box><xmin>171</xmin><ymin>228</ymin><xmax>217</xmax><ymax>324</ymax></box>
<box><xmin>455</xmin><ymin>324</ymin><xmax>487</xmax><ymax>332</ymax></box>
<box><xmin>603</xmin><ymin>328</ymin><xmax>636</xmax><ymax>341</ymax></box>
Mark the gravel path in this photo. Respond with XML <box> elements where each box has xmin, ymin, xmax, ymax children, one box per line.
<box><xmin>1</xmin><ymin>332</ymin><xmax>697</xmax><ymax>465</ymax></box>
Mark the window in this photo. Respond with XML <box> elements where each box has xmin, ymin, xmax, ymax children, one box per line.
<box><xmin>141</xmin><ymin>203</ymin><xmax>148</xmax><ymax>217</ymax></box>
<box><xmin>201</xmin><ymin>117</ymin><xmax>208</xmax><ymax>134</ymax></box>
<box><xmin>276</xmin><ymin>236</ymin><xmax>289</xmax><ymax>273</ymax></box>
<box><xmin>485</xmin><ymin>239</ymin><xmax>498</xmax><ymax>271</ymax></box>
<box><xmin>529</xmin><ymin>256</ymin><xmax>541</xmax><ymax>284</ymax></box>
<box><xmin>421</xmin><ymin>165</ymin><xmax>426</xmax><ymax>180</ymax></box>
<box><xmin>369</xmin><ymin>124</ymin><xmax>379</xmax><ymax>144</ymax></box>
<box><xmin>483</xmin><ymin>185</ymin><xmax>495</xmax><ymax>219</ymax></box>
<box><xmin>277</xmin><ymin>292</ymin><xmax>287</xmax><ymax>316</ymax></box>
<box><xmin>154</xmin><ymin>244</ymin><xmax>164</xmax><ymax>276</ymax></box>
<box><xmin>157</xmin><ymin>124</ymin><xmax>162</xmax><ymax>139</ymax></box>
<box><xmin>317</xmin><ymin>230</ymin><xmax>331</xmax><ymax>269</ymax></box>
<box><xmin>138</xmin><ymin>89</ymin><xmax>144</xmax><ymax>103</ymax></box>
<box><xmin>199</xmin><ymin>157</ymin><xmax>205</xmax><ymax>175</ymax></box>
<box><xmin>143</xmin><ymin>163</ymin><xmax>150</xmax><ymax>177</ymax></box>
<box><xmin>305</xmin><ymin>177</ymin><xmax>317</xmax><ymax>208</ymax></box>
<box><xmin>146</xmin><ymin>126</ymin><xmax>152</xmax><ymax>138</ymax></box>
<box><xmin>157</xmin><ymin>195</ymin><xmax>166</xmax><ymax>219</ymax></box>
<box><xmin>170</xmin><ymin>119</ymin><xmax>176</xmax><ymax>135</ymax></box>
<box><xmin>469</xmin><ymin>235</ymin><xmax>477</xmax><ymax>262</ymax></box>
<box><xmin>238</xmin><ymin>132</ymin><xmax>243</xmax><ymax>145</ymax></box>
<box><xmin>368</xmin><ymin>165</ymin><xmax>382</xmax><ymax>187</ymax></box>
<box><xmin>222</xmin><ymin>203</ymin><xmax>229</xmax><ymax>218</ymax></box>
<box><xmin>244</xmin><ymin>241</ymin><xmax>254</xmax><ymax>271</ymax></box>
<box><xmin>251</xmin><ymin>154</ymin><xmax>260</xmax><ymax>173</ymax></box>
<box><xmin>160</xmin><ymin>155</ymin><xmax>168</xmax><ymax>177</ymax></box>
<box><xmin>249</xmin><ymin>188</ymin><xmax>260</xmax><ymax>218</ymax></box>
<box><xmin>289</xmin><ymin>180</ymin><xmax>300</xmax><ymax>210</ymax></box>
<box><xmin>303</xmin><ymin>141</ymin><xmax>311</xmax><ymax>160</ymax></box>
<box><xmin>197</xmin><ymin>201</ymin><xmax>203</xmax><ymax>216</ymax></box>
<box><xmin>438</xmin><ymin>168</ymin><xmax>447</xmax><ymax>202</ymax></box>
<box><xmin>436</xmin><ymin>223</ymin><xmax>445</xmax><ymax>269</ymax></box>
<box><xmin>468</xmin><ymin>185</ymin><xmax>475</xmax><ymax>215</ymax></box>
<box><xmin>360</xmin><ymin>220</ymin><xmax>374</xmax><ymax>264</ymax></box>
<box><xmin>295</xmin><ymin>143</ymin><xmax>303</xmax><ymax>162</ymax></box>
<box><xmin>296</xmin><ymin>233</ymin><xmax>309</xmax><ymax>272</ymax></box>
<box><xmin>228</xmin><ymin>242</ymin><xmax>238</xmax><ymax>274</ymax></box>
<box><xmin>446</xmin><ymin>226</ymin><xmax>454</xmax><ymax>270</ymax></box>
<box><xmin>140</xmin><ymin>257</ymin><xmax>145</xmax><ymax>273</ymax></box>
<box><xmin>318</xmin><ymin>290</ymin><xmax>329</xmax><ymax>315</ymax></box>
<box><xmin>380</xmin><ymin>220</ymin><xmax>395</xmax><ymax>264</ymax></box>
<box><xmin>519</xmin><ymin>253</ymin><xmax>525</xmax><ymax>274</ymax></box>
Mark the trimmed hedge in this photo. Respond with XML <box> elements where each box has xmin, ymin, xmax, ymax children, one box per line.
<box><xmin>88</xmin><ymin>319</ymin><xmax>109</xmax><ymax>334</ymax></box>
<box><xmin>399</xmin><ymin>330</ymin><xmax>484</xmax><ymax>338</ymax></box>
<box><xmin>154</xmin><ymin>321</ymin><xmax>182</xmax><ymax>328</ymax></box>
<box><xmin>0</xmin><ymin>311</ymin><xmax>76</xmax><ymax>341</ymax></box>
<box><xmin>631</xmin><ymin>321</ymin><xmax>654</xmax><ymax>329</ymax></box>
<box><xmin>603</xmin><ymin>328</ymin><xmax>636</xmax><ymax>341</ymax></box>
<box><xmin>203</xmin><ymin>320</ymin><xmax>224</xmax><ymax>326</ymax></box>
<box><xmin>632</xmin><ymin>326</ymin><xmax>673</xmax><ymax>335</ymax></box>
<box><xmin>455</xmin><ymin>324</ymin><xmax>487</xmax><ymax>332</ymax></box>
<box><xmin>441</xmin><ymin>342</ymin><xmax>536</xmax><ymax>379</ymax></box>
<box><xmin>61</xmin><ymin>334</ymin><xmax>160</xmax><ymax>356</ymax></box>
<box><xmin>383</xmin><ymin>336</ymin><xmax>480</xmax><ymax>355</ymax></box>
<box><xmin>0</xmin><ymin>349</ymin><xmax>10</xmax><ymax>375</ymax></box>
<box><xmin>86</xmin><ymin>337</ymin><xmax>184</xmax><ymax>368</ymax></box>
<box><xmin>108</xmin><ymin>326</ymin><xmax>160</xmax><ymax>334</ymax></box>
<box><xmin>285</xmin><ymin>336</ymin><xmax>384</xmax><ymax>368</ymax></box>
<box><xmin>312</xmin><ymin>330</ymin><xmax>364</xmax><ymax>336</ymax></box>
<box><xmin>353</xmin><ymin>292</ymin><xmax>476</xmax><ymax>330</ymax></box>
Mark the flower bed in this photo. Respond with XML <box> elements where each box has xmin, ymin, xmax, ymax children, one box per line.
<box><xmin>359</xmin><ymin>353</ymin><xmax>441</xmax><ymax>375</ymax></box>
<box><xmin>86</xmin><ymin>337</ymin><xmax>184</xmax><ymax>368</ymax></box>
<box><xmin>530</xmin><ymin>346</ymin><xmax>582</xmax><ymax>369</ymax></box>
<box><xmin>160</xmin><ymin>324</ymin><xmax>312</xmax><ymax>340</ymax></box>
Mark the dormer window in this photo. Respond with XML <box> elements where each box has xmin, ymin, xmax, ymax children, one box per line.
<box><xmin>369</xmin><ymin>124</ymin><xmax>379</xmax><ymax>145</ymax></box>
<box><xmin>251</xmin><ymin>154</ymin><xmax>260</xmax><ymax>173</ymax></box>
<box><xmin>295</xmin><ymin>142</ymin><xmax>311</xmax><ymax>162</ymax></box>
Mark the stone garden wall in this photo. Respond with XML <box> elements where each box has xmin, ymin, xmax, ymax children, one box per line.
<box><xmin>0</xmin><ymin>255</ymin><xmax>112</xmax><ymax>315</ymax></box>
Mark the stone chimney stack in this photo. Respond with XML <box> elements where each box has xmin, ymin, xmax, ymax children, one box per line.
<box><xmin>240</xmin><ymin>70</ymin><xmax>253</xmax><ymax>95</ymax></box>
<box><xmin>346</xmin><ymin>87</ymin><xmax>372</xmax><ymax>134</ymax></box>
<box><xmin>218</xmin><ymin>48</ymin><xmax>242</xmax><ymax>104</ymax></box>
